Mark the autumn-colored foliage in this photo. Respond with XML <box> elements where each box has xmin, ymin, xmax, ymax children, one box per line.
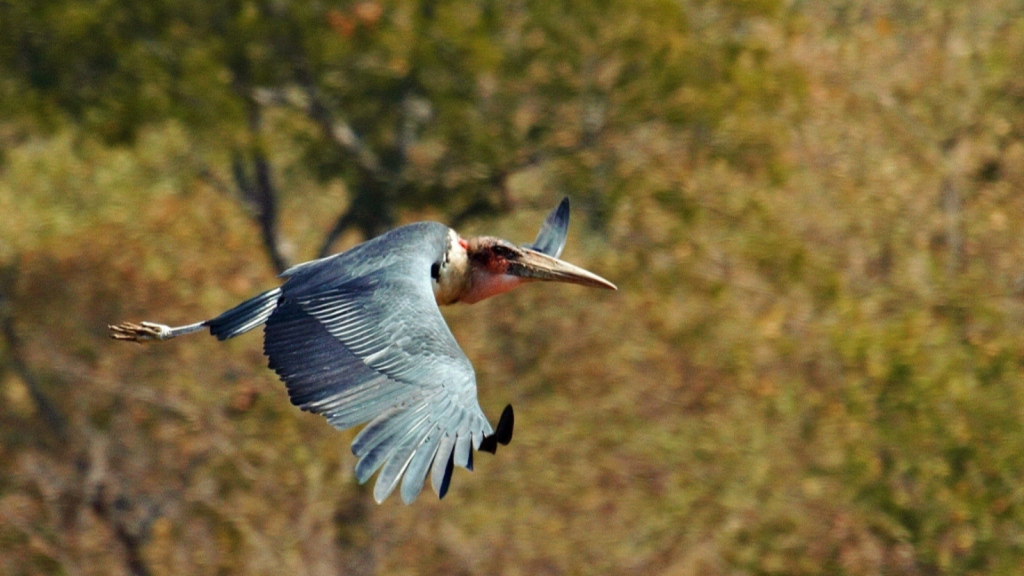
<box><xmin>3</xmin><ymin>1</ymin><xmax>1024</xmax><ymax>575</ymax></box>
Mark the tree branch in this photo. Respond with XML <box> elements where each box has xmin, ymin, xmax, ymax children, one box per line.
<box><xmin>86</xmin><ymin>446</ymin><xmax>161</xmax><ymax>576</ymax></box>
<box><xmin>224</xmin><ymin>61</ymin><xmax>292</xmax><ymax>275</ymax></box>
<box><xmin>442</xmin><ymin>143</ymin><xmax>594</xmax><ymax>230</ymax></box>
<box><xmin>251</xmin><ymin>151</ymin><xmax>289</xmax><ymax>274</ymax></box>
<box><xmin>248</xmin><ymin>78</ymin><xmax>394</xmax><ymax>261</ymax></box>
<box><xmin>317</xmin><ymin>207</ymin><xmax>359</xmax><ymax>259</ymax></box>
<box><xmin>230</xmin><ymin>152</ymin><xmax>289</xmax><ymax>274</ymax></box>
<box><xmin>295</xmin><ymin>79</ymin><xmax>385</xmax><ymax>179</ymax></box>
<box><xmin>228</xmin><ymin>85</ymin><xmax>292</xmax><ymax>276</ymax></box>
<box><xmin>90</xmin><ymin>487</ymin><xmax>153</xmax><ymax>576</ymax></box>
<box><xmin>0</xmin><ymin>266</ymin><xmax>68</xmax><ymax>441</ymax></box>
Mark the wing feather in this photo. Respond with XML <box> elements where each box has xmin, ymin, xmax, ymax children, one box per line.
<box><xmin>524</xmin><ymin>197</ymin><xmax>570</xmax><ymax>258</ymax></box>
<box><xmin>454</xmin><ymin>432</ymin><xmax>473</xmax><ymax>469</ymax></box>
<box><xmin>356</xmin><ymin>409</ymin><xmax>432</xmax><ymax>486</ymax></box>
<box><xmin>373</xmin><ymin>416</ymin><xmax>438</xmax><ymax>502</ymax></box>
<box><xmin>431</xmin><ymin>434</ymin><xmax>457</xmax><ymax>498</ymax></box>
<box><xmin>262</xmin><ymin>222</ymin><xmax>497</xmax><ymax>503</ymax></box>
<box><xmin>400</xmin><ymin>432</ymin><xmax>442</xmax><ymax>503</ymax></box>
<box><xmin>353</xmin><ymin>403</ymin><xmax>427</xmax><ymax>462</ymax></box>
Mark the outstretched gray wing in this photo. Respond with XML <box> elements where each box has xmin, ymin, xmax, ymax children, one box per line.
<box><xmin>263</xmin><ymin>222</ymin><xmax>493</xmax><ymax>504</ymax></box>
<box><xmin>524</xmin><ymin>197</ymin><xmax>570</xmax><ymax>258</ymax></box>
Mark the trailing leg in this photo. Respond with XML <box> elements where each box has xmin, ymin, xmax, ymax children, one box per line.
<box><xmin>109</xmin><ymin>287</ymin><xmax>282</xmax><ymax>343</ymax></box>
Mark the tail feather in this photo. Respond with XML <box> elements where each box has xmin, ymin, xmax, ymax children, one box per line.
<box><xmin>206</xmin><ymin>287</ymin><xmax>282</xmax><ymax>340</ymax></box>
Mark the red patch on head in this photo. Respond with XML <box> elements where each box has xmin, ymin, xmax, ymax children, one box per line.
<box><xmin>458</xmin><ymin>237</ymin><xmax>468</xmax><ymax>249</ymax></box>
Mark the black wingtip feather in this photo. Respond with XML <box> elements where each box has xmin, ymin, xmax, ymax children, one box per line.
<box><xmin>495</xmin><ymin>404</ymin><xmax>514</xmax><ymax>445</ymax></box>
<box><xmin>479</xmin><ymin>404</ymin><xmax>514</xmax><ymax>454</ymax></box>
<box><xmin>438</xmin><ymin>451</ymin><xmax>455</xmax><ymax>499</ymax></box>
<box><xmin>479</xmin><ymin>436</ymin><xmax>497</xmax><ymax>454</ymax></box>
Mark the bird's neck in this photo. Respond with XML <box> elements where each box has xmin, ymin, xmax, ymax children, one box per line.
<box><xmin>460</xmin><ymin>272</ymin><xmax>529</xmax><ymax>304</ymax></box>
<box><xmin>433</xmin><ymin>230</ymin><xmax>471</xmax><ymax>306</ymax></box>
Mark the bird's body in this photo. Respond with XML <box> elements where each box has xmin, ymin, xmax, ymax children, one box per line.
<box><xmin>110</xmin><ymin>198</ymin><xmax>615</xmax><ymax>503</ymax></box>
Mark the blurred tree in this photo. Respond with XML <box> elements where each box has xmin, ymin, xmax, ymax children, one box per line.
<box><xmin>0</xmin><ymin>0</ymin><xmax>796</xmax><ymax>270</ymax></box>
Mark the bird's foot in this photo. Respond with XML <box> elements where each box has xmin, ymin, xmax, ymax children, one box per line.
<box><xmin>108</xmin><ymin>321</ymin><xmax>174</xmax><ymax>343</ymax></box>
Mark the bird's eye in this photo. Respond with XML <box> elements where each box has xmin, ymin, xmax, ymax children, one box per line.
<box><xmin>430</xmin><ymin>262</ymin><xmax>441</xmax><ymax>280</ymax></box>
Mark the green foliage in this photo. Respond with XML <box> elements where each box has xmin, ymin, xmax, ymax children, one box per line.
<box><xmin>0</xmin><ymin>0</ymin><xmax>799</xmax><ymax>236</ymax></box>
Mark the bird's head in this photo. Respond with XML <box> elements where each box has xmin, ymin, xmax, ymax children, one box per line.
<box><xmin>453</xmin><ymin>235</ymin><xmax>616</xmax><ymax>304</ymax></box>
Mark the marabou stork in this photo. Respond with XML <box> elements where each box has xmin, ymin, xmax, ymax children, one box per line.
<box><xmin>109</xmin><ymin>198</ymin><xmax>615</xmax><ymax>503</ymax></box>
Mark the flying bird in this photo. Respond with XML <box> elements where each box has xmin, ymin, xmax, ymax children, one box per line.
<box><xmin>109</xmin><ymin>198</ymin><xmax>615</xmax><ymax>503</ymax></box>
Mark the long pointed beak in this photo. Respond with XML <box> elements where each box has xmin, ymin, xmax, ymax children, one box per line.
<box><xmin>509</xmin><ymin>248</ymin><xmax>617</xmax><ymax>290</ymax></box>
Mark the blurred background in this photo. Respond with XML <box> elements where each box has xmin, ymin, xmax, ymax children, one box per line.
<box><xmin>2</xmin><ymin>0</ymin><xmax>1024</xmax><ymax>574</ymax></box>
